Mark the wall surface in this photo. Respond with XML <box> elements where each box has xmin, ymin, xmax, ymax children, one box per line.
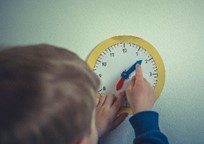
<box><xmin>1</xmin><ymin>0</ymin><xmax>204</xmax><ymax>144</ymax></box>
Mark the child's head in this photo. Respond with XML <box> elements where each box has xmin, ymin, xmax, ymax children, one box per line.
<box><xmin>0</xmin><ymin>44</ymin><xmax>100</xmax><ymax>144</ymax></box>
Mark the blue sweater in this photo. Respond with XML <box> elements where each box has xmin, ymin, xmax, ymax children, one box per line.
<box><xmin>129</xmin><ymin>111</ymin><xmax>169</xmax><ymax>144</ymax></box>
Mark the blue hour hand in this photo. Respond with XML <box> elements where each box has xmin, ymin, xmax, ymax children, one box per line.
<box><xmin>121</xmin><ymin>60</ymin><xmax>142</xmax><ymax>79</ymax></box>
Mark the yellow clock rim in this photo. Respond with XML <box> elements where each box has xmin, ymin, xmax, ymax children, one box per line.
<box><xmin>87</xmin><ymin>35</ymin><xmax>165</xmax><ymax>113</ymax></box>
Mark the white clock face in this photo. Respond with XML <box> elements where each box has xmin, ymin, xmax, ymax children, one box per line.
<box><xmin>93</xmin><ymin>43</ymin><xmax>158</xmax><ymax>107</ymax></box>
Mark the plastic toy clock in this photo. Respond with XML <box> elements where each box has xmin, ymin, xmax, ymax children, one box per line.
<box><xmin>87</xmin><ymin>35</ymin><xmax>165</xmax><ymax>114</ymax></box>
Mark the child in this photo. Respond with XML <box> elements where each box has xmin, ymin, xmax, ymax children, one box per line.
<box><xmin>0</xmin><ymin>44</ymin><xmax>168</xmax><ymax>144</ymax></box>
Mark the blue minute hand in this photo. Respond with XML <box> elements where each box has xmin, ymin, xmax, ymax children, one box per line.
<box><xmin>121</xmin><ymin>60</ymin><xmax>142</xmax><ymax>79</ymax></box>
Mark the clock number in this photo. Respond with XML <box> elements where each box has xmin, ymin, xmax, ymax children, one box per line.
<box><xmin>99</xmin><ymin>74</ymin><xmax>102</xmax><ymax>78</ymax></box>
<box><xmin>110</xmin><ymin>53</ymin><xmax>114</xmax><ymax>57</ymax></box>
<box><xmin>122</xmin><ymin>48</ymin><xmax>127</xmax><ymax>53</ymax></box>
<box><xmin>102</xmin><ymin>86</ymin><xmax>106</xmax><ymax>91</ymax></box>
<box><xmin>102</xmin><ymin>62</ymin><xmax>107</xmax><ymax>66</ymax></box>
<box><xmin>145</xmin><ymin>59</ymin><xmax>148</xmax><ymax>64</ymax></box>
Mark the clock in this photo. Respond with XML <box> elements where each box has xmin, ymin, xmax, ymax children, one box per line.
<box><xmin>87</xmin><ymin>35</ymin><xmax>165</xmax><ymax>114</ymax></box>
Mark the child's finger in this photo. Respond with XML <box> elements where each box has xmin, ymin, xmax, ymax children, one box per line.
<box><xmin>131</xmin><ymin>76</ymin><xmax>136</xmax><ymax>85</ymax></box>
<box><xmin>135</xmin><ymin>64</ymin><xmax>143</xmax><ymax>81</ymax></box>
<box><xmin>127</xmin><ymin>76</ymin><xmax>135</xmax><ymax>92</ymax></box>
<box><xmin>112</xmin><ymin>91</ymin><xmax>125</xmax><ymax>112</ymax></box>
<box><xmin>96</xmin><ymin>98</ymin><xmax>100</xmax><ymax>106</ymax></box>
<box><xmin>104</xmin><ymin>94</ymin><xmax>115</xmax><ymax>107</ymax></box>
<box><xmin>111</xmin><ymin>113</ymin><xmax>128</xmax><ymax>130</ymax></box>
<box><xmin>97</xmin><ymin>96</ymin><xmax>106</xmax><ymax>107</ymax></box>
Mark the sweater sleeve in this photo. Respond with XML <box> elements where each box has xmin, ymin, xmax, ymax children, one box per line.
<box><xmin>129</xmin><ymin>111</ymin><xmax>169</xmax><ymax>144</ymax></box>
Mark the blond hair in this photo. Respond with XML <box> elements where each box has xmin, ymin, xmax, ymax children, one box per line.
<box><xmin>0</xmin><ymin>44</ymin><xmax>99</xmax><ymax>144</ymax></box>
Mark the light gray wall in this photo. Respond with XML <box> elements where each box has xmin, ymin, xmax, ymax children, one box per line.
<box><xmin>1</xmin><ymin>1</ymin><xmax>204</xmax><ymax>144</ymax></box>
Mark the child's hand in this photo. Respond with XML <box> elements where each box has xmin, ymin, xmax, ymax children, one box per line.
<box><xmin>126</xmin><ymin>64</ymin><xmax>157</xmax><ymax>114</ymax></box>
<box><xmin>95</xmin><ymin>92</ymin><xmax>128</xmax><ymax>137</ymax></box>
